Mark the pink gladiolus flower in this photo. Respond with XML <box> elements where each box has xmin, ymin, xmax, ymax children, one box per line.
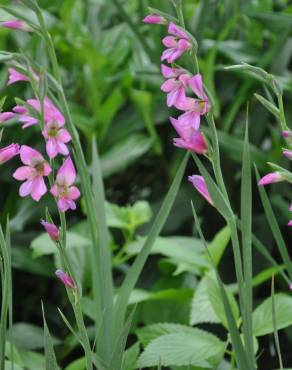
<box><xmin>50</xmin><ymin>157</ymin><xmax>80</xmax><ymax>212</ymax></box>
<box><xmin>28</xmin><ymin>97</ymin><xmax>65</xmax><ymax>126</ymax></box>
<box><xmin>161</xmin><ymin>64</ymin><xmax>190</xmax><ymax>107</ymax></box>
<box><xmin>188</xmin><ymin>175</ymin><xmax>213</xmax><ymax>205</ymax></box>
<box><xmin>1</xmin><ymin>20</ymin><xmax>32</xmax><ymax>32</ymax></box>
<box><xmin>13</xmin><ymin>145</ymin><xmax>52</xmax><ymax>201</ymax></box>
<box><xmin>258</xmin><ymin>172</ymin><xmax>283</xmax><ymax>186</ymax></box>
<box><xmin>143</xmin><ymin>14</ymin><xmax>166</xmax><ymax>25</ymax></box>
<box><xmin>42</xmin><ymin>120</ymin><xmax>71</xmax><ymax>159</ymax></box>
<box><xmin>170</xmin><ymin>117</ymin><xmax>207</xmax><ymax>154</ymax></box>
<box><xmin>0</xmin><ymin>112</ymin><xmax>14</xmax><ymax>123</ymax></box>
<box><xmin>13</xmin><ymin>105</ymin><xmax>38</xmax><ymax>129</ymax></box>
<box><xmin>283</xmin><ymin>149</ymin><xmax>292</xmax><ymax>159</ymax></box>
<box><xmin>161</xmin><ymin>23</ymin><xmax>191</xmax><ymax>63</ymax></box>
<box><xmin>0</xmin><ymin>143</ymin><xmax>20</xmax><ymax>164</ymax></box>
<box><xmin>55</xmin><ymin>269</ymin><xmax>76</xmax><ymax>289</ymax></box>
<box><xmin>7</xmin><ymin>68</ymin><xmax>30</xmax><ymax>85</ymax></box>
<box><xmin>176</xmin><ymin>74</ymin><xmax>210</xmax><ymax>130</ymax></box>
<box><xmin>41</xmin><ymin>220</ymin><xmax>59</xmax><ymax>242</ymax></box>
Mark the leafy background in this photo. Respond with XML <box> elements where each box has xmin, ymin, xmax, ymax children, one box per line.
<box><xmin>1</xmin><ymin>0</ymin><xmax>292</xmax><ymax>369</ymax></box>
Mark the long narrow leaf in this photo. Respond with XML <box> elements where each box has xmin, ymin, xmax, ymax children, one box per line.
<box><xmin>255</xmin><ymin>166</ymin><xmax>292</xmax><ymax>280</ymax></box>
<box><xmin>113</xmin><ymin>152</ymin><xmax>189</xmax><ymax>338</ymax></box>
<box><xmin>241</xmin><ymin>109</ymin><xmax>255</xmax><ymax>367</ymax></box>
<box><xmin>41</xmin><ymin>303</ymin><xmax>59</xmax><ymax>370</ymax></box>
<box><xmin>271</xmin><ymin>276</ymin><xmax>284</xmax><ymax>370</ymax></box>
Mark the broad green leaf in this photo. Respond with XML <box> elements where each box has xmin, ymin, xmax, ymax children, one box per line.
<box><xmin>253</xmin><ymin>293</ymin><xmax>292</xmax><ymax>336</ymax></box>
<box><xmin>65</xmin><ymin>357</ymin><xmax>86</xmax><ymax>370</ymax></box>
<box><xmin>207</xmin><ymin>225</ymin><xmax>230</xmax><ymax>265</ymax></box>
<box><xmin>121</xmin><ymin>343</ymin><xmax>139</xmax><ymax>370</ymax></box>
<box><xmin>30</xmin><ymin>232</ymin><xmax>90</xmax><ymax>257</ymax></box>
<box><xmin>136</xmin><ymin>329</ymin><xmax>225</xmax><ymax>368</ymax></box>
<box><xmin>190</xmin><ymin>277</ymin><xmax>220</xmax><ymax>325</ymax></box>
<box><xmin>7</xmin><ymin>323</ymin><xmax>60</xmax><ymax>350</ymax></box>
<box><xmin>4</xmin><ymin>361</ymin><xmax>23</xmax><ymax>370</ymax></box>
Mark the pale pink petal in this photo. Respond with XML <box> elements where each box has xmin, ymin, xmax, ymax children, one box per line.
<box><xmin>57</xmin><ymin>198</ymin><xmax>70</xmax><ymax>212</ymax></box>
<box><xmin>56</xmin><ymin>157</ymin><xmax>76</xmax><ymax>186</ymax></box>
<box><xmin>178</xmin><ymin>111</ymin><xmax>201</xmax><ymax>130</ymax></box>
<box><xmin>43</xmin><ymin>162</ymin><xmax>52</xmax><ymax>176</ymax></box>
<box><xmin>288</xmin><ymin>220</ymin><xmax>292</xmax><ymax>227</ymax></box>
<box><xmin>46</xmin><ymin>138</ymin><xmax>58</xmax><ymax>159</ymax></box>
<box><xmin>19</xmin><ymin>179</ymin><xmax>33</xmax><ymax>197</ymax></box>
<box><xmin>31</xmin><ymin>177</ymin><xmax>47</xmax><ymax>201</ymax></box>
<box><xmin>13</xmin><ymin>105</ymin><xmax>27</xmax><ymax>114</ymax></box>
<box><xmin>143</xmin><ymin>14</ymin><xmax>165</xmax><ymax>24</ymax></box>
<box><xmin>50</xmin><ymin>184</ymin><xmax>58</xmax><ymax>197</ymax></box>
<box><xmin>56</xmin><ymin>141</ymin><xmax>69</xmax><ymax>156</ymax></box>
<box><xmin>7</xmin><ymin>68</ymin><xmax>29</xmax><ymax>85</ymax></box>
<box><xmin>168</xmin><ymin>22</ymin><xmax>189</xmax><ymax>39</ymax></box>
<box><xmin>55</xmin><ymin>269</ymin><xmax>75</xmax><ymax>288</ymax></box>
<box><xmin>20</xmin><ymin>145</ymin><xmax>43</xmax><ymax>166</ymax></box>
<box><xmin>0</xmin><ymin>112</ymin><xmax>14</xmax><ymax>122</ymax></box>
<box><xmin>68</xmin><ymin>186</ymin><xmax>80</xmax><ymax>200</ymax></box>
<box><xmin>189</xmin><ymin>74</ymin><xmax>204</xmax><ymax>98</ymax></box>
<box><xmin>258</xmin><ymin>172</ymin><xmax>282</xmax><ymax>186</ymax></box>
<box><xmin>19</xmin><ymin>115</ymin><xmax>38</xmax><ymax>128</ymax></box>
<box><xmin>57</xmin><ymin>128</ymin><xmax>71</xmax><ymax>143</ymax></box>
<box><xmin>162</xmin><ymin>36</ymin><xmax>177</xmax><ymax>48</ymax></box>
<box><xmin>161</xmin><ymin>64</ymin><xmax>176</xmax><ymax>78</ymax></box>
<box><xmin>188</xmin><ymin>175</ymin><xmax>213</xmax><ymax>205</ymax></box>
<box><xmin>283</xmin><ymin>150</ymin><xmax>292</xmax><ymax>159</ymax></box>
<box><xmin>289</xmin><ymin>203</ymin><xmax>292</xmax><ymax>212</ymax></box>
<box><xmin>161</xmin><ymin>78</ymin><xmax>179</xmax><ymax>93</ymax></box>
<box><xmin>0</xmin><ymin>144</ymin><xmax>20</xmax><ymax>164</ymax></box>
<box><xmin>177</xmin><ymin>39</ymin><xmax>191</xmax><ymax>51</ymax></box>
<box><xmin>41</xmin><ymin>220</ymin><xmax>59</xmax><ymax>241</ymax></box>
<box><xmin>13</xmin><ymin>166</ymin><xmax>35</xmax><ymax>180</ymax></box>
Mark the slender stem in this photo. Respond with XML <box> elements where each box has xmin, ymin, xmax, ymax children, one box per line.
<box><xmin>277</xmin><ymin>94</ymin><xmax>287</xmax><ymax>131</ymax></box>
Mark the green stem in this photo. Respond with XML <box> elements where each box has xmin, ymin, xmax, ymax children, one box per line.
<box><xmin>277</xmin><ymin>94</ymin><xmax>287</xmax><ymax>131</ymax></box>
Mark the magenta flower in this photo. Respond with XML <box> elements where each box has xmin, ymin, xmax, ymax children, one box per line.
<box><xmin>42</xmin><ymin>120</ymin><xmax>71</xmax><ymax>159</ymax></box>
<box><xmin>41</xmin><ymin>220</ymin><xmax>59</xmax><ymax>242</ymax></box>
<box><xmin>50</xmin><ymin>157</ymin><xmax>80</xmax><ymax>212</ymax></box>
<box><xmin>1</xmin><ymin>20</ymin><xmax>32</xmax><ymax>32</ymax></box>
<box><xmin>55</xmin><ymin>269</ymin><xmax>76</xmax><ymax>289</ymax></box>
<box><xmin>161</xmin><ymin>23</ymin><xmax>191</xmax><ymax>63</ymax></box>
<box><xmin>13</xmin><ymin>145</ymin><xmax>52</xmax><ymax>201</ymax></box>
<box><xmin>27</xmin><ymin>97</ymin><xmax>65</xmax><ymax>125</ymax></box>
<box><xmin>0</xmin><ymin>112</ymin><xmax>14</xmax><ymax>123</ymax></box>
<box><xmin>0</xmin><ymin>143</ymin><xmax>20</xmax><ymax>164</ymax></box>
<box><xmin>176</xmin><ymin>74</ymin><xmax>210</xmax><ymax>130</ymax></box>
<box><xmin>282</xmin><ymin>130</ymin><xmax>292</xmax><ymax>139</ymax></box>
<box><xmin>143</xmin><ymin>14</ymin><xmax>166</xmax><ymax>25</ymax></box>
<box><xmin>170</xmin><ymin>117</ymin><xmax>207</xmax><ymax>154</ymax></box>
<box><xmin>188</xmin><ymin>175</ymin><xmax>213</xmax><ymax>205</ymax></box>
<box><xmin>161</xmin><ymin>64</ymin><xmax>190</xmax><ymax>107</ymax></box>
<box><xmin>283</xmin><ymin>149</ymin><xmax>292</xmax><ymax>159</ymax></box>
<box><xmin>13</xmin><ymin>105</ymin><xmax>38</xmax><ymax>129</ymax></box>
<box><xmin>258</xmin><ymin>172</ymin><xmax>283</xmax><ymax>186</ymax></box>
<box><xmin>7</xmin><ymin>68</ymin><xmax>30</xmax><ymax>85</ymax></box>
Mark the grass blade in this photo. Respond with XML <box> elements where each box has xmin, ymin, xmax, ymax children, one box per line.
<box><xmin>241</xmin><ymin>109</ymin><xmax>255</xmax><ymax>367</ymax></box>
<box><xmin>255</xmin><ymin>166</ymin><xmax>292</xmax><ymax>281</ymax></box>
<box><xmin>271</xmin><ymin>276</ymin><xmax>284</xmax><ymax>370</ymax></box>
<box><xmin>41</xmin><ymin>303</ymin><xmax>59</xmax><ymax>370</ymax></box>
<box><xmin>113</xmin><ymin>152</ymin><xmax>189</xmax><ymax>340</ymax></box>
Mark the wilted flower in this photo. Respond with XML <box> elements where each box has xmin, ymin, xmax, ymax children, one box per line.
<box><xmin>176</xmin><ymin>74</ymin><xmax>210</xmax><ymax>130</ymax></box>
<box><xmin>161</xmin><ymin>23</ymin><xmax>191</xmax><ymax>63</ymax></box>
<box><xmin>1</xmin><ymin>20</ymin><xmax>32</xmax><ymax>32</ymax></box>
<box><xmin>0</xmin><ymin>143</ymin><xmax>20</xmax><ymax>164</ymax></box>
<box><xmin>7</xmin><ymin>68</ymin><xmax>30</xmax><ymax>85</ymax></box>
<box><xmin>13</xmin><ymin>145</ymin><xmax>51</xmax><ymax>201</ymax></box>
<box><xmin>188</xmin><ymin>175</ymin><xmax>213</xmax><ymax>205</ymax></box>
<box><xmin>50</xmin><ymin>157</ymin><xmax>80</xmax><ymax>212</ymax></box>
<box><xmin>0</xmin><ymin>112</ymin><xmax>14</xmax><ymax>123</ymax></box>
<box><xmin>143</xmin><ymin>14</ymin><xmax>166</xmax><ymax>25</ymax></box>
<box><xmin>55</xmin><ymin>269</ymin><xmax>76</xmax><ymax>289</ymax></box>
<box><xmin>170</xmin><ymin>117</ymin><xmax>207</xmax><ymax>154</ymax></box>
<box><xmin>41</xmin><ymin>220</ymin><xmax>59</xmax><ymax>242</ymax></box>
<box><xmin>161</xmin><ymin>64</ymin><xmax>190</xmax><ymax>108</ymax></box>
<box><xmin>258</xmin><ymin>172</ymin><xmax>283</xmax><ymax>186</ymax></box>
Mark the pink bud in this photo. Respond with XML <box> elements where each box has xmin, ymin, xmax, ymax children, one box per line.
<box><xmin>282</xmin><ymin>130</ymin><xmax>292</xmax><ymax>139</ymax></box>
<box><xmin>1</xmin><ymin>20</ymin><xmax>33</xmax><ymax>32</ymax></box>
<box><xmin>188</xmin><ymin>175</ymin><xmax>213</xmax><ymax>206</ymax></box>
<box><xmin>7</xmin><ymin>68</ymin><xmax>30</xmax><ymax>86</ymax></box>
<box><xmin>0</xmin><ymin>112</ymin><xmax>14</xmax><ymax>123</ymax></box>
<box><xmin>55</xmin><ymin>270</ymin><xmax>76</xmax><ymax>289</ymax></box>
<box><xmin>258</xmin><ymin>172</ymin><xmax>283</xmax><ymax>186</ymax></box>
<box><xmin>283</xmin><ymin>149</ymin><xmax>292</xmax><ymax>159</ymax></box>
<box><xmin>143</xmin><ymin>14</ymin><xmax>166</xmax><ymax>25</ymax></box>
<box><xmin>0</xmin><ymin>144</ymin><xmax>20</xmax><ymax>164</ymax></box>
<box><xmin>288</xmin><ymin>220</ymin><xmax>292</xmax><ymax>227</ymax></box>
<box><xmin>41</xmin><ymin>220</ymin><xmax>59</xmax><ymax>242</ymax></box>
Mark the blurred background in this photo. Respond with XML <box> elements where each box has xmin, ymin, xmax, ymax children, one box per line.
<box><xmin>1</xmin><ymin>0</ymin><xmax>292</xmax><ymax>369</ymax></box>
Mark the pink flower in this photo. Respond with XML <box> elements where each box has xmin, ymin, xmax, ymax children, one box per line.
<box><xmin>0</xmin><ymin>143</ymin><xmax>20</xmax><ymax>164</ymax></box>
<box><xmin>258</xmin><ymin>172</ymin><xmax>283</xmax><ymax>186</ymax></box>
<box><xmin>42</xmin><ymin>120</ymin><xmax>71</xmax><ymax>159</ymax></box>
<box><xmin>41</xmin><ymin>220</ymin><xmax>59</xmax><ymax>242</ymax></box>
<box><xmin>288</xmin><ymin>220</ymin><xmax>292</xmax><ymax>227</ymax></box>
<box><xmin>7</xmin><ymin>68</ymin><xmax>30</xmax><ymax>85</ymax></box>
<box><xmin>55</xmin><ymin>269</ymin><xmax>76</xmax><ymax>289</ymax></box>
<box><xmin>1</xmin><ymin>20</ymin><xmax>32</xmax><ymax>32</ymax></box>
<box><xmin>282</xmin><ymin>130</ymin><xmax>292</xmax><ymax>139</ymax></box>
<box><xmin>161</xmin><ymin>64</ymin><xmax>190</xmax><ymax>107</ymax></box>
<box><xmin>161</xmin><ymin>23</ymin><xmax>191</xmax><ymax>63</ymax></box>
<box><xmin>50</xmin><ymin>157</ymin><xmax>80</xmax><ymax>212</ymax></box>
<box><xmin>0</xmin><ymin>112</ymin><xmax>14</xmax><ymax>123</ymax></box>
<box><xmin>143</xmin><ymin>14</ymin><xmax>166</xmax><ymax>25</ymax></box>
<box><xmin>28</xmin><ymin>97</ymin><xmax>65</xmax><ymax>125</ymax></box>
<box><xmin>283</xmin><ymin>149</ymin><xmax>292</xmax><ymax>159</ymax></box>
<box><xmin>170</xmin><ymin>117</ymin><xmax>207</xmax><ymax>154</ymax></box>
<box><xmin>175</xmin><ymin>74</ymin><xmax>210</xmax><ymax>130</ymax></box>
<box><xmin>13</xmin><ymin>145</ymin><xmax>52</xmax><ymax>201</ymax></box>
<box><xmin>13</xmin><ymin>105</ymin><xmax>38</xmax><ymax>129</ymax></box>
<box><xmin>188</xmin><ymin>175</ymin><xmax>213</xmax><ymax>205</ymax></box>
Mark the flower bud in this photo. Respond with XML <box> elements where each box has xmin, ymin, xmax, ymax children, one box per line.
<box><xmin>258</xmin><ymin>172</ymin><xmax>283</xmax><ymax>186</ymax></box>
<box><xmin>283</xmin><ymin>149</ymin><xmax>292</xmax><ymax>160</ymax></box>
<box><xmin>1</xmin><ymin>20</ymin><xmax>33</xmax><ymax>32</ymax></box>
<box><xmin>282</xmin><ymin>130</ymin><xmax>292</xmax><ymax>139</ymax></box>
<box><xmin>188</xmin><ymin>175</ymin><xmax>213</xmax><ymax>205</ymax></box>
<box><xmin>0</xmin><ymin>143</ymin><xmax>20</xmax><ymax>164</ymax></box>
<box><xmin>41</xmin><ymin>220</ymin><xmax>59</xmax><ymax>242</ymax></box>
<box><xmin>0</xmin><ymin>112</ymin><xmax>14</xmax><ymax>124</ymax></box>
<box><xmin>55</xmin><ymin>270</ymin><xmax>76</xmax><ymax>289</ymax></box>
<box><xmin>143</xmin><ymin>14</ymin><xmax>166</xmax><ymax>25</ymax></box>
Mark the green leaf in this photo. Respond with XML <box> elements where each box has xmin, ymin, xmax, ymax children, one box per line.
<box><xmin>121</xmin><ymin>343</ymin><xmax>139</xmax><ymax>370</ymax></box>
<box><xmin>4</xmin><ymin>361</ymin><xmax>23</xmax><ymax>370</ymax></box>
<box><xmin>190</xmin><ymin>276</ymin><xmax>220</xmax><ymax>325</ymax></box>
<box><xmin>113</xmin><ymin>152</ymin><xmax>189</xmax><ymax>341</ymax></box>
<box><xmin>207</xmin><ymin>225</ymin><xmax>230</xmax><ymax>265</ymax></box>
<box><xmin>30</xmin><ymin>231</ymin><xmax>90</xmax><ymax>257</ymax></box>
<box><xmin>7</xmin><ymin>323</ymin><xmax>60</xmax><ymax>350</ymax></box>
<box><xmin>136</xmin><ymin>329</ymin><xmax>225</xmax><ymax>368</ymax></box>
<box><xmin>253</xmin><ymin>293</ymin><xmax>292</xmax><ymax>336</ymax></box>
<box><xmin>254</xmin><ymin>93</ymin><xmax>280</xmax><ymax>118</ymax></box>
<box><xmin>65</xmin><ymin>357</ymin><xmax>86</xmax><ymax>370</ymax></box>
<box><xmin>42</xmin><ymin>305</ymin><xmax>59</xmax><ymax>370</ymax></box>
